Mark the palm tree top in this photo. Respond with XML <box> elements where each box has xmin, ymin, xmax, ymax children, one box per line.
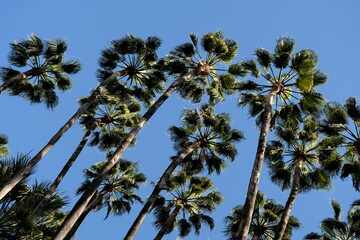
<box><xmin>266</xmin><ymin>117</ymin><xmax>342</xmax><ymax>192</ymax></box>
<box><xmin>233</xmin><ymin>37</ymin><xmax>326</xmax><ymax>125</ymax></box>
<box><xmin>224</xmin><ymin>191</ymin><xmax>301</xmax><ymax>240</ymax></box>
<box><xmin>304</xmin><ymin>199</ymin><xmax>360</xmax><ymax>240</ymax></box>
<box><xmin>96</xmin><ymin>34</ymin><xmax>167</xmax><ymax>106</ymax></box>
<box><xmin>0</xmin><ymin>34</ymin><xmax>81</xmax><ymax>108</ymax></box>
<box><xmin>77</xmin><ymin>159</ymin><xmax>146</xmax><ymax>219</ymax></box>
<box><xmin>168</xmin><ymin>104</ymin><xmax>244</xmax><ymax>174</ymax></box>
<box><xmin>319</xmin><ymin>97</ymin><xmax>360</xmax><ymax>191</ymax></box>
<box><xmin>153</xmin><ymin>174</ymin><xmax>222</xmax><ymax>238</ymax></box>
<box><xmin>159</xmin><ymin>31</ymin><xmax>240</xmax><ymax>104</ymax></box>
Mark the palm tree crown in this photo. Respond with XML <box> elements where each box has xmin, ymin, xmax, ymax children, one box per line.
<box><xmin>266</xmin><ymin>117</ymin><xmax>341</xmax><ymax>193</ymax></box>
<box><xmin>169</xmin><ymin>104</ymin><xmax>244</xmax><ymax>174</ymax></box>
<box><xmin>0</xmin><ymin>34</ymin><xmax>81</xmax><ymax>108</ymax></box>
<box><xmin>76</xmin><ymin>159</ymin><xmax>146</xmax><ymax>219</ymax></box>
<box><xmin>233</xmin><ymin>37</ymin><xmax>326</xmax><ymax>126</ymax></box>
<box><xmin>153</xmin><ymin>174</ymin><xmax>222</xmax><ymax>239</ymax></box>
<box><xmin>96</xmin><ymin>34</ymin><xmax>166</xmax><ymax>107</ymax></box>
<box><xmin>304</xmin><ymin>200</ymin><xmax>360</xmax><ymax>240</ymax></box>
<box><xmin>80</xmin><ymin>94</ymin><xmax>142</xmax><ymax>151</ymax></box>
<box><xmin>320</xmin><ymin>97</ymin><xmax>360</xmax><ymax>191</ymax></box>
<box><xmin>160</xmin><ymin>31</ymin><xmax>239</xmax><ymax>104</ymax></box>
<box><xmin>224</xmin><ymin>191</ymin><xmax>301</xmax><ymax>240</ymax></box>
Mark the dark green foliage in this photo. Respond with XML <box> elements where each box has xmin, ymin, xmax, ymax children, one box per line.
<box><xmin>168</xmin><ymin>105</ymin><xmax>243</xmax><ymax>174</ymax></box>
<box><xmin>153</xmin><ymin>175</ymin><xmax>222</xmax><ymax>238</ymax></box>
<box><xmin>79</xmin><ymin>93</ymin><xmax>142</xmax><ymax>151</ymax></box>
<box><xmin>266</xmin><ymin>117</ymin><xmax>342</xmax><ymax>193</ymax></box>
<box><xmin>77</xmin><ymin>159</ymin><xmax>145</xmax><ymax>219</ymax></box>
<box><xmin>97</xmin><ymin>34</ymin><xmax>166</xmax><ymax>107</ymax></box>
<box><xmin>224</xmin><ymin>191</ymin><xmax>300</xmax><ymax>240</ymax></box>
<box><xmin>162</xmin><ymin>32</ymin><xmax>239</xmax><ymax>104</ymax></box>
<box><xmin>1</xmin><ymin>34</ymin><xmax>81</xmax><ymax>108</ymax></box>
<box><xmin>0</xmin><ymin>154</ymin><xmax>67</xmax><ymax>239</ymax></box>
<box><xmin>320</xmin><ymin>98</ymin><xmax>360</xmax><ymax>192</ymax></box>
<box><xmin>234</xmin><ymin>37</ymin><xmax>326</xmax><ymax>128</ymax></box>
<box><xmin>304</xmin><ymin>200</ymin><xmax>360</xmax><ymax>240</ymax></box>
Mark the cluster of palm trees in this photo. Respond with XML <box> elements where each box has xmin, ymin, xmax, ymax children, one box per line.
<box><xmin>1</xmin><ymin>32</ymin><xmax>360</xmax><ymax>240</ymax></box>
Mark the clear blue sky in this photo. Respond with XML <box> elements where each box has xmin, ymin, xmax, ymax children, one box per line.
<box><xmin>1</xmin><ymin>0</ymin><xmax>360</xmax><ymax>239</ymax></box>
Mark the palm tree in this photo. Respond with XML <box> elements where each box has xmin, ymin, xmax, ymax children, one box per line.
<box><xmin>320</xmin><ymin>98</ymin><xmax>360</xmax><ymax>191</ymax></box>
<box><xmin>31</xmin><ymin>95</ymin><xmax>141</xmax><ymax>215</ymax></box>
<box><xmin>123</xmin><ymin>104</ymin><xmax>243</xmax><ymax>239</ymax></box>
<box><xmin>304</xmin><ymin>200</ymin><xmax>360</xmax><ymax>240</ymax></box>
<box><xmin>0</xmin><ymin>34</ymin><xmax>81</xmax><ymax>108</ymax></box>
<box><xmin>224</xmin><ymin>191</ymin><xmax>301</xmax><ymax>240</ymax></box>
<box><xmin>0</xmin><ymin>134</ymin><xmax>9</xmax><ymax>156</ymax></box>
<box><xmin>232</xmin><ymin>37</ymin><xmax>326</xmax><ymax>240</ymax></box>
<box><xmin>63</xmin><ymin>159</ymin><xmax>146</xmax><ymax>240</ymax></box>
<box><xmin>0</xmin><ymin>34</ymin><xmax>162</xmax><ymax>201</ymax></box>
<box><xmin>152</xmin><ymin>175</ymin><xmax>222</xmax><ymax>240</ymax></box>
<box><xmin>266</xmin><ymin>117</ymin><xmax>342</xmax><ymax>240</ymax></box>
<box><xmin>0</xmin><ymin>154</ymin><xmax>67</xmax><ymax>240</ymax></box>
<box><xmin>54</xmin><ymin>31</ymin><xmax>241</xmax><ymax>240</ymax></box>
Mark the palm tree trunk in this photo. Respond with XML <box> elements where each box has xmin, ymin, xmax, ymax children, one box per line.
<box><xmin>235</xmin><ymin>90</ymin><xmax>278</xmax><ymax>240</ymax></box>
<box><xmin>53</xmin><ymin>72</ymin><xmax>194</xmax><ymax>240</ymax></box>
<box><xmin>31</xmin><ymin>121</ymin><xmax>99</xmax><ymax>216</ymax></box>
<box><xmin>123</xmin><ymin>140</ymin><xmax>201</xmax><ymax>240</ymax></box>
<box><xmin>64</xmin><ymin>190</ymin><xmax>105</xmax><ymax>240</ymax></box>
<box><xmin>0</xmin><ymin>71</ymin><xmax>124</xmax><ymax>200</ymax></box>
<box><xmin>153</xmin><ymin>205</ymin><xmax>182</xmax><ymax>240</ymax></box>
<box><xmin>274</xmin><ymin>158</ymin><xmax>303</xmax><ymax>240</ymax></box>
<box><xmin>0</xmin><ymin>72</ymin><xmax>26</xmax><ymax>94</ymax></box>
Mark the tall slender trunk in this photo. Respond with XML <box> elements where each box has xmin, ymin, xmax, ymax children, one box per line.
<box><xmin>0</xmin><ymin>72</ymin><xmax>26</xmax><ymax>94</ymax></box>
<box><xmin>274</xmin><ymin>158</ymin><xmax>303</xmax><ymax>240</ymax></box>
<box><xmin>123</xmin><ymin>140</ymin><xmax>201</xmax><ymax>240</ymax></box>
<box><xmin>64</xmin><ymin>190</ymin><xmax>105</xmax><ymax>240</ymax></box>
<box><xmin>235</xmin><ymin>90</ymin><xmax>277</xmax><ymax>240</ymax></box>
<box><xmin>153</xmin><ymin>205</ymin><xmax>182</xmax><ymax>240</ymax></box>
<box><xmin>53</xmin><ymin>72</ymin><xmax>194</xmax><ymax>240</ymax></box>
<box><xmin>31</xmin><ymin>121</ymin><xmax>99</xmax><ymax>216</ymax></box>
<box><xmin>0</xmin><ymin>71</ymin><xmax>124</xmax><ymax>200</ymax></box>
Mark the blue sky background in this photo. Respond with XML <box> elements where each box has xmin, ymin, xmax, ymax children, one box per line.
<box><xmin>1</xmin><ymin>0</ymin><xmax>360</xmax><ymax>239</ymax></box>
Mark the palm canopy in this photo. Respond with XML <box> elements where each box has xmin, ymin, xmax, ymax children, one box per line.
<box><xmin>169</xmin><ymin>104</ymin><xmax>244</xmax><ymax>175</ymax></box>
<box><xmin>159</xmin><ymin>31</ymin><xmax>239</xmax><ymax>104</ymax></box>
<box><xmin>96</xmin><ymin>34</ymin><xmax>166</xmax><ymax>107</ymax></box>
<box><xmin>304</xmin><ymin>200</ymin><xmax>360</xmax><ymax>240</ymax></box>
<box><xmin>0</xmin><ymin>134</ymin><xmax>9</xmax><ymax>156</ymax></box>
<box><xmin>76</xmin><ymin>159</ymin><xmax>146</xmax><ymax>219</ymax></box>
<box><xmin>0</xmin><ymin>153</ymin><xmax>67</xmax><ymax>239</ymax></box>
<box><xmin>0</xmin><ymin>34</ymin><xmax>81</xmax><ymax>108</ymax></box>
<box><xmin>224</xmin><ymin>191</ymin><xmax>301</xmax><ymax>240</ymax></box>
<box><xmin>153</xmin><ymin>173</ymin><xmax>222</xmax><ymax>239</ymax></box>
<box><xmin>79</xmin><ymin>94</ymin><xmax>142</xmax><ymax>151</ymax></box>
<box><xmin>319</xmin><ymin>98</ymin><xmax>360</xmax><ymax>191</ymax></box>
<box><xmin>265</xmin><ymin>117</ymin><xmax>342</xmax><ymax>192</ymax></box>
<box><xmin>232</xmin><ymin>37</ymin><xmax>326</xmax><ymax>127</ymax></box>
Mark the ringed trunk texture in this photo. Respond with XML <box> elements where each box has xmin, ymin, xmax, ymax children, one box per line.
<box><xmin>0</xmin><ymin>73</ymin><xmax>26</xmax><ymax>93</ymax></box>
<box><xmin>53</xmin><ymin>72</ymin><xmax>193</xmax><ymax>240</ymax></box>
<box><xmin>0</xmin><ymin>71</ymin><xmax>123</xmax><ymax>200</ymax></box>
<box><xmin>64</xmin><ymin>190</ymin><xmax>105</xmax><ymax>240</ymax></box>
<box><xmin>123</xmin><ymin>141</ymin><xmax>201</xmax><ymax>240</ymax></box>
<box><xmin>274</xmin><ymin>158</ymin><xmax>303</xmax><ymax>240</ymax></box>
<box><xmin>235</xmin><ymin>91</ymin><xmax>277</xmax><ymax>240</ymax></box>
<box><xmin>31</xmin><ymin>121</ymin><xmax>98</xmax><ymax>216</ymax></box>
<box><xmin>153</xmin><ymin>205</ymin><xmax>182</xmax><ymax>240</ymax></box>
